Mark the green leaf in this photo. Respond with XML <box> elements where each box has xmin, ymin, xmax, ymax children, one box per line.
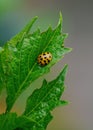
<box><xmin>0</xmin><ymin>13</ymin><xmax>71</xmax><ymax>112</ymax></box>
<box><xmin>23</xmin><ymin>65</ymin><xmax>68</xmax><ymax>129</ymax></box>
<box><xmin>0</xmin><ymin>16</ymin><xmax>37</xmax><ymax>94</ymax></box>
<box><xmin>0</xmin><ymin>113</ymin><xmax>42</xmax><ymax>130</ymax></box>
<box><xmin>0</xmin><ymin>65</ymin><xmax>68</xmax><ymax>130</ymax></box>
<box><xmin>0</xmin><ymin>47</ymin><xmax>5</xmax><ymax>94</ymax></box>
<box><xmin>0</xmin><ymin>113</ymin><xmax>17</xmax><ymax>130</ymax></box>
<box><xmin>15</xmin><ymin>115</ymin><xmax>46</xmax><ymax>130</ymax></box>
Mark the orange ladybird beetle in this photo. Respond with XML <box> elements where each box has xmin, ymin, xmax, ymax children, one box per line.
<box><xmin>37</xmin><ymin>52</ymin><xmax>52</xmax><ymax>66</ymax></box>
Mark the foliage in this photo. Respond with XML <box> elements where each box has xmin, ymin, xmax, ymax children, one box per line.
<box><xmin>0</xmin><ymin>13</ymin><xmax>72</xmax><ymax>130</ymax></box>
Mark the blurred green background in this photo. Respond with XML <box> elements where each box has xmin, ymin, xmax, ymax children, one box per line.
<box><xmin>0</xmin><ymin>0</ymin><xmax>93</xmax><ymax>130</ymax></box>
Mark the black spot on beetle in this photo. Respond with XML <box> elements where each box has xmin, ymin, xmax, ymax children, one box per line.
<box><xmin>47</xmin><ymin>59</ymin><xmax>50</xmax><ymax>62</ymax></box>
<box><xmin>45</xmin><ymin>63</ymin><xmax>48</xmax><ymax>65</ymax></box>
<box><xmin>49</xmin><ymin>56</ymin><xmax>51</xmax><ymax>58</ymax></box>
<box><xmin>40</xmin><ymin>58</ymin><xmax>43</xmax><ymax>60</ymax></box>
<box><xmin>44</xmin><ymin>60</ymin><xmax>46</xmax><ymax>63</ymax></box>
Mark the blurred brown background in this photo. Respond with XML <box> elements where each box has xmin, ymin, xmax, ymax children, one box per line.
<box><xmin>0</xmin><ymin>0</ymin><xmax>93</xmax><ymax>130</ymax></box>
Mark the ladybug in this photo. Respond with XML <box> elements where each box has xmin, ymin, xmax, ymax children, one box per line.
<box><xmin>37</xmin><ymin>52</ymin><xmax>52</xmax><ymax>66</ymax></box>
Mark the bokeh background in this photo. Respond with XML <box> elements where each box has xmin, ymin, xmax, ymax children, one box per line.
<box><xmin>0</xmin><ymin>0</ymin><xmax>93</xmax><ymax>130</ymax></box>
